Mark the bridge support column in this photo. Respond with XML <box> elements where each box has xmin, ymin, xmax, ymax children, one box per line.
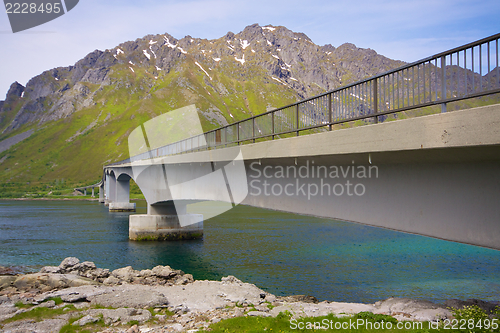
<box><xmin>99</xmin><ymin>183</ymin><xmax>105</xmax><ymax>203</ymax></box>
<box><xmin>104</xmin><ymin>173</ymin><xmax>114</xmax><ymax>206</ymax></box>
<box><xmin>129</xmin><ymin>202</ymin><xmax>203</xmax><ymax>241</ymax></box>
<box><xmin>109</xmin><ymin>176</ymin><xmax>136</xmax><ymax>212</ymax></box>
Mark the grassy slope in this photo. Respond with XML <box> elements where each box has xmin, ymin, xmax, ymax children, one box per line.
<box><xmin>0</xmin><ymin>58</ymin><xmax>297</xmax><ymax>196</ymax></box>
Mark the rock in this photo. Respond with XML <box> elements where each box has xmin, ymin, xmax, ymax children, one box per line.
<box><xmin>39</xmin><ymin>266</ymin><xmax>62</xmax><ymax>274</ymax></box>
<box><xmin>70</xmin><ymin>261</ymin><xmax>96</xmax><ymax>275</ymax></box>
<box><xmin>221</xmin><ymin>276</ymin><xmax>243</xmax><ymax>284</ymax></box>
<box><xmin>265</xmin><ymin>294</ymin><xmax>277</xmax><ymax>303</ymax></box>
<box><xmin>444</xmin><ymin>299</ymin><xmax>499</xmax><ymax>314</ymax></box>
<box><xmin>173</xmin><ymin>274</ymin><xmax>194</xmax><ymax>285</ymax></box>
<box><xmin>155</xmin><ymin>314</ymin><xmax>167</xmax><ymax>322</ymax></box>
<box><xmin>1</xmin><ymin>317</ymin><xmax>68</xmax><ymax>332</ymax></box>
<box><xmin>91</xmin><ymin>268</ymin><xmax>110</xmax><ymax>280</ymax></box>
<box><xmin>88</xmin><ymin>286</ymin><xmax>168</xmax><ymax>308</ymax></box>
<box><xmin>152</xmin><ymin>265</ymin><xmax>178</xmax><ymax>279</ymax></box>
<box><xmin>13</xmin><ymin>273</ymin><xmax>98</xmax><ymax>291</ymax></box>
<box><xmin>103</xmin><ymin>276</ymin><xmax>121</xmax><ymax>285</ymax></box>
<box><xmin>169</xmin><ymin>323</ymin><xmax>184</xmax><ymax>332</ymax></box>
<box><xmin>73</xmin><ymin>314</ymin><xmax>100</xmax><ymax>326</ymax></box>
<box><xmin>127</xmin><ymin>324</ymin><xmax>139</xmax><ymax>333</ymax></box>
<box><xmin>374</xmin><ymin>298</ymin><xmax>452</xmax><ymax>321</ymax></box>
<box><xmin>0</xmin><ymin>266</ymin><xmax>17</xmax><ymax>275</ymax></box>
<box><xmin>0</xmin><ymin>276</ymin><xmax>16</xmax><ymax>290</ymax></box>
<box><xmin>111</xmin><ymin>266</ymin><xmax>136</xmax><ymax>282</ymax></box>
<box><xmin>37</xmin><ymin>300</ymin><xmax>56</xmax><ymax>308</ymax></box>
<box><xmin>60</xmin><ymin>292</ymin><xmax>88</xmax><ymax>303</ymax></box>
<box><xmin>85</xmin><ymin>307</ymin><xmax>152</xmax><ymax>324</ymax></box>
<box><xmin>174</xmin><ymin>304</ymin><xmax>189</xmax><ymax>314</ymax></box>
<box><xmin>280</xmin><ymin>295</ymin><xmax>319</xmax><ymax>304</ymax></box>
<box><xmin>139</xmin><ymin>269</ymin><xmax>153</xmax><ymax>277</ymax></box>
<box><xmin>59</xmin><ymin>257</ymin><xmax>80</xmax><ymax>270</ymax></box>
<box><xmin>247</xmin><ymin>311</ymin><xmax>272</xmax><ymax>317</ymax></box>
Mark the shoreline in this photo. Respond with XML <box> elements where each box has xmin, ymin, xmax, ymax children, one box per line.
<box><xmin>1</xmin><ymin>258</ymin><xmax>499</xmax><ymax>333</ymax></box>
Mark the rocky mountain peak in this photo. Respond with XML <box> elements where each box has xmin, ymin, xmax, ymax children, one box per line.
<box><xmin>4</xmin><ymin>81</ymin><xmax>24</xmax><ymax>102</ymax></box>
<box><xmin>0</xmin><ymin>24</ymin><xmax>405</xmax><ymax>135</ymax></box>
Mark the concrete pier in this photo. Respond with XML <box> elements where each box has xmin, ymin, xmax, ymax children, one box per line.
<box><xmin>109</xmin><ymin>202</ymin><xmax>136</xmax><ymax>212</ymax></box>
<box><xmin>129</xmin><ymin>202</ymin><xmax>203</xmax><ymax>241</ymax></box>
<box><xmin>99</xmin><ymin>183</ymin><xmax>105</xmax><ymax>203</ymax></box>
<box><xmin>129</xmin><ymin>214</ymin><xmax>203</xmax><ymax>241</ymax></box>
<box><xmin>105</xmin><ymin>172</ymin><xmax>136</xmax><ymax>212</ymax></box>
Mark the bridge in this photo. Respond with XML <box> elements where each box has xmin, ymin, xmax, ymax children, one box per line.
<box><xmin>94</xmin><ymin>33</ymin><xmax>500</xmax><ymax>249</ymax></box>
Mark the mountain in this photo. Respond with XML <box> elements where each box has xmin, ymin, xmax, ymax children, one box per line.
<box><xmin>0</xmin><ymin>24</ymin><xmax>405</xmax><ymax>191</ymax></box>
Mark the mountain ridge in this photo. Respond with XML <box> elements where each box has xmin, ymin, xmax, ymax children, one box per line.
<box><xmin>0</xmin><ymin>23</ymin><xmax>405</xmax><ymax>189</ymax></box>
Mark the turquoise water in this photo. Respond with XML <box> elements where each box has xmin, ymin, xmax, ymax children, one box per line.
<box><xmin>0</xmin><ymin>199</ymin><xmax>499</xmax><ymax>304</ymax></box>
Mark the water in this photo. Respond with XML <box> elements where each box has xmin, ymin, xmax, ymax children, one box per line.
<box><xmin>0</xmin><ymin>199</ymin><xmax>499</xmax><ymax>304</ymax></box>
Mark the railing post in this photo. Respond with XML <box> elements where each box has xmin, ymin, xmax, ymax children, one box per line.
<box><xmin>373</xmin><ymin>79</ymin><xmax>379</xmax><ymax>124</ymax></box>
<box><xmin>296</xmin><ymin>104</ymin><xmax>299</xmax><ymax>136</ymax></box>
<box><xmin>441</xmin><ymin>55</ymin><xmax>447</xmax><ymax>113</ymax></box>
<box><xmin>328</xmin><ymin>93</ymin><xmax>332</xmax><ymax>131</ymax></box>
<box><xmin>272</xmin><ymin>112</ymin><xmax>275</xmax><ymax>140</ymax></box>
<box><xmin>237</xmin><ymin>123</ymin><xmax>240</xmax><ymax>145</ymax></box>
<box><xmin>252</xmin><ymin>118</ymin><xmax>256</xmax><ymax>143</ymax></box>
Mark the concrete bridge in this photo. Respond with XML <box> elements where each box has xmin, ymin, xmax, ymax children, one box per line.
<box><xmin>96</xmin><ymin>33</ymin><xmax>500</xmax><ymax>249</ymax></box>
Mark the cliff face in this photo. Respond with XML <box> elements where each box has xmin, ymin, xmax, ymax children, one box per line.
<box><xmin>0</xmin><ymin>24</ymin><xmax>405</xmax><ymax>184</ymax></box>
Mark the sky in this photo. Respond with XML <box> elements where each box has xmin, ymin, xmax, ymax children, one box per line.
<box><xmin>0</xmin><ymin>0</ymin><xmax>499</xmax><ymax>98</ymax></box>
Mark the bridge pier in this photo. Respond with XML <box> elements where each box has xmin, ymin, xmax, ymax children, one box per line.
<box><xmin>108</xmin><ymin>174</ymin><xmax>136</xmax><ymax>212</ymax></box>
<box><xmin>99</xmin><ymin>183</ymin><xmax>105</xmax><ymax>203</ymax></box>
<box><xmin>129</xmin><ymin>202</ymin><xmax>203</xmax><ymax>241</ymax></box>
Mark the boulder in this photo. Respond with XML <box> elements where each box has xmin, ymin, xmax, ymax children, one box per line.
<box><xmin>88</xmin><ymin>287</ymin><xmax>168</xmax><ymax>308</ymax></box>
<box><xmin>374</xmin><ymin>298</ymin><xmax>452</xmax><ymax>321</ymax></box>
<box><xmin>59</xmin><ymin>257</ymin><xmax>80</xmax><ymax>270</ymax></box>
<box><xmin>221</xmin><ymin>276</ymin><xmax>243</xmax><ymax>284</ymax></box>
<box><xmin>152</xmin><ymin>265</ymin><xmax>178</xmax><ymax>279</ymax></box>
<box><xmin>39</xmin><ymin>266</ymin><xmax>62</xmax><ymax>274</ymax></box>
<box><xmin>0</xmin><ymin>276</ymin><xmax>16</xmax><ymax>290</ymax></box>
<box><xmin>444</xmin><ymin>299</ymin><xmax>499</xmax><ymax>314</ymax></box>
<box><xmin>13</xmin><ymin>273</ymin><xmax>98</xmax><ymax>291</ymax></box>
<box><xmin>173</xmin><ymin>274</ymin><xmax>194</xmax><ymax>285</ymax></box>
<box><xmin>111</xmin><ymin>266</ymin><xmax>136</xmax><ymax>282</ymax></box>
<box><xmin>103</xmin><ymin>276</ymin><xmax>121</xmax><ymax>285</ymax></box>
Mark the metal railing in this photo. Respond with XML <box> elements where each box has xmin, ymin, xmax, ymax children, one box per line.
<box><xmin>113</xmin><ymin>33</ymin><xmax>500</xmax><ymax>165</ymax></box>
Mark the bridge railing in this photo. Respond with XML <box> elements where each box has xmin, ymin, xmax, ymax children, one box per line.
<box><xmin>118</xmin><ymin>33</ymin><xmax>500</xmax><ymax>164</ymax></box>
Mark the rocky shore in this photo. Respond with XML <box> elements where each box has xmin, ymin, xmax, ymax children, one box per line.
<box><xmin>0</xmin><ymin>258</ymin><xmax>497</xmax><ymax>333</ymax></box>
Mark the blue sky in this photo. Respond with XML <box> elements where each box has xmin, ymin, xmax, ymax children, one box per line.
<box><xmin>0</xmin><ymin>0</ymin><xmax>499</xmax><ymax>98</ymax></box>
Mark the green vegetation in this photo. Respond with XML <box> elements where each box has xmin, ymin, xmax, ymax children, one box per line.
<box><xmin>198</xmin><ymin>307</ymin><xmax>500</xmax><ymax>333</ymax></box>
<box><xmin>198</xmin><ymin>311</ymin><xmax>428</xmax><ymax>333</ymax></box>
<box><xmin>3</xmin><ymin>304</ymin><xmax>77</xmax><ymax>324</ymax></box>
<box><xmin>2</xmin><ymin>303</ymin><xmax>499</xmax><ymax>333</ymax></box>
<box><xmin>59</xmin><ymin>313</ymin><xmax>106</xmax><ymax>333</ymax></box>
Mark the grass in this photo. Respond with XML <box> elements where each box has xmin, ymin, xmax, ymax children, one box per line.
<box><xmin>59</xmin><ymin>313</ymin><xmax>106</xmax><ymax>333</ymax></box>
<box><xmin>2</xmin><ymin>302</ymin><xmax>499</xmax><ymax>333</ymax></box>
<box><xmin>197</xmin><ymin>312</ymin><xmax>435</xmax><ymax>333</ymax></box>
<box><xmin>198</xmin><ymin>308</ymin><xmax>500</xmax><ymax>333</ymax></box>
<box><xmin>3</xmin><ymin>304</ymin><xmax>77</xmax><ymax>324</ymax></box>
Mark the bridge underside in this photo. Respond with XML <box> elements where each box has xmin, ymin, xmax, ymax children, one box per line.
<box><xmin>240</xmin><ymin>148</ymin><xmax>500</xmax><ymax>250</ymax></box>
